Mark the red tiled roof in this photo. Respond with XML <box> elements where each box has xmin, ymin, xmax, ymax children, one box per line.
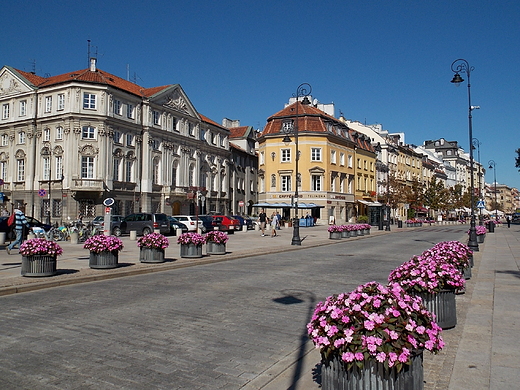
<box><xmin>200</xmin><ymin>114</ymin><xmax>229</xmax><ymax>131</ymax></box>
<box><xmin>13</xmin><ymin>67</ymin><xmax>171</xmax><ymax>98</ymax></box>
<box><xmin>229</xmin><ymin>141</ymin><xmax>247</xmax><ymax>152</ymax></box>
<box><xmin>229</xmin><ymin>126</ymin><xmax>249</xmax><ymax>138</ymax></box>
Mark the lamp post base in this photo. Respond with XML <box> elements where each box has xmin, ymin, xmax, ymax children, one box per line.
<box><xmin>468</xmin><ymin>217</ymin><xmax>479</xmax><ymax>252</ymax></box>
<box><xmin>291</xmin><ymin>217</ymin><xmax>301</xmax><ymax>245</ymax></box>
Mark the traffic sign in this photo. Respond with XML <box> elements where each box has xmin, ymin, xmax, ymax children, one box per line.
<box><xmin>0</xmin><ymin>179</ymin><xmax>4</xmax><ymax>185</ymax></box>
<box><xmin>238</xmin><ymin>200</ymin><xmax>245</xmax><ymax>207</ymax></box>
<box><xmin>38</xmin><ymin>189</ymin><xmax>47</xmax><ymax>197</ymax></box>
<box><xmin>476</xmin><ymin>200</ymin><xmax>485</xmax><ymax>209</ymax></box>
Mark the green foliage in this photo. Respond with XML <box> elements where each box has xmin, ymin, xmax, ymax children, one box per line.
<box><xmin>515</xmin><ymin>148</ymin><xmax>520</xmax><ymax>171</ymax></box>
<box><xmin>358</xmin><ymin>215</ymin><xmax>369</xmax><ymax>223</ymax></box>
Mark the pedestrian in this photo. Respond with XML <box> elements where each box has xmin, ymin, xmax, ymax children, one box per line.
<box><xmin>6</xmin><ymin>208</ymin><xmax>30</xmax><ymax>254</ymax></box>
<box><xmin>506</xmin><ymin>215</ymin><xmax>511</xmax><ymax>228</ymax></box>
<box><xmin>271</xmin><ymin>212</ymin><xmax>278</xmax><ymax>237</ymax></box>
<box><xmin>276</xmin><ymin>212</ymin><xmax>281</xmax><ymax>230</ymax></box>
<box><xmin>258</xmin><ymin>209</ymin><xmax>268</xmax><ymax>237</ymax></box>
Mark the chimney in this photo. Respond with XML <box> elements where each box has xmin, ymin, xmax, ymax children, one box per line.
<box><xmin>90</xmin><ymin>58</ymin><xmax>97</xmax><ymax>72</ymax></box>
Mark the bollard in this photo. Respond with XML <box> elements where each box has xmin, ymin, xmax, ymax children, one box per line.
<box><xmin>242</xmin><ymin>225</ymin><xmax>247</xmax><ymax>232</ymax></box>
<box><xmin>70</xmin><ymin>232</ymin><xmax>79</xmax><ymax>244</ymax></box>
<box><xmin>0</xmin><ymin>232</ymin><xmax>6</xmax><ymax>245</ymax></box>
<box><xmin>153</xmin><ymin>229</ymin><xmax>160</xmax><ymax>234</ymax></box>
<box><xmin>27</xmin><ymin>233</ymin><xmax>36</xmax><ymax>240</ymax></box>
<box><xmin>176</xmin><ymin>228</ymin><xmax>183</xmax><ymax>236</ymax></box>
<box><xmin>130</xmin><ymin>230</ymin><xmax>137</xmax><ymax>240</ymax></box>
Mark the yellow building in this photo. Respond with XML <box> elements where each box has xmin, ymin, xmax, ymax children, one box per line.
<box><xmin>257</xmin><ymin>98</ymin><xmax>377</xmax><ymax>224</ymax></box>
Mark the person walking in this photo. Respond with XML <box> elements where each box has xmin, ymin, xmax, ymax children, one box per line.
<box><xmin>258</xmin><ymin>209</ymin><xmax>268</xmax><ymax>237</ymax></box>
<box><xmin>6</xmin><ymin>208</ymin><xmax>30</xmax><ymax>254</ymax></box>
<box><xmin>270</xmin><ymin>212</ymin><xmax>278</xmax><ymax>237</ymax></box>
<box><xmin>506</xmin><ymin>215</ymin><xmax>511</xmax><ymax>228</ymax></box>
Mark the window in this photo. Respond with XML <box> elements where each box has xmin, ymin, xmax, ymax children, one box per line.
<box><xmin>311</xmin><ymin>148</ymin><xmax>321</xmax><ymax>161</ymax></box>
<box><xmin>114</xmin><ymin>100</ymin><xmax>122</xmax><ymax>115</ymax></box>
<box><xmin>18</xmin><ymin>131</ymin><xmax>26</xmax><ymax>144</ymax></box>
<box><xmin>0</xmin><ymin>161</ymin><xmax>7</xmax><ymax>180</ymax></box>
<box><xmin>357</xmin><ymin>158</ymin><xmax>361</xmax><ymax>169</ymax></box>
<box><xmin>81</xmin><ymin>156</ymin><xmax>94</xmax><ymax>178</ymax></box>
<box><xmin>43</xmin><ymin>128</ymin><xmax>50</xmax><ymax>142</ymax></box>
<box><xmin>340</xmin><ymin>176</ymin><xmax>345</xmax><ymax>193</ymax></box>
<box><xmin>126</xmin><ymin>134</ymin><xmax>133</xmax><ymax>146</ymax></box>
<box><xmin>171</xmin><ymin>164</ymin><xmax>177</xmax><ymax>188</ymax></box>
<box><xmin>211</xmin><ymin>132</ymin><xmax>216</xmax><ymax>144</ymax></box>
<box><xmin>271</xmin><ymin>174</ymin><xmax>276</xmax><ymax>187</ymax></box>
<box><xmin>127</xmin><ymin>104</ymin><xmax>134</xmax><ymax>119</ymax></box>
<box><xmin>331</xmin><ymin>175</ymin><xmax>336</xmax><ymax>192</ymax></box>
<box><xmin>125</xmin><ymin>160</ymin><xmax>133</xmax><ymax>182</ymax></box>
<box><xmin>17</xmin><ymin>159</ymin><xmax>25</xmax><ymax>181</ymax></box>
<box><xmin>20</xmin><ymin>100</ymin><xmax>27</xmax><ymax>116</ymax></box>
<box><xmin>44</xmin><ymin>96</ymin><xmax>52</xmax><ymax>113</ymax></box>
<box><xmin>281</xmin><ymin>175</ymin><xmax>291</xmax><ymax>192</ymax></box>
<box><xmin>340</xmin><ymin>152</ymin><xmax>345</xmax><ymax>166</ymax></box>
<box><xmin>1</xmin><ymin>134</ymin><xmax>8</xmax><ymax>146</ymax></box>
<box><xmin>281</xmin><ymin>148</ymin><xmax>291</xmax><ymax>162</ymax></box>
<box><xmin>82</xmin><ymin>126</ymin><xmax>95</xmax><ymax>139</ymax></box>
<box><xmin>312</xmin><ymin>175</ymin><xmax>322</xmax><ymax>191</ymax></box>
<box><xmin>220</xmin><ymin>135</ymin><xmax>225</xmax><ymax>147</ymax></box>
<box><xmin>348</xmin><ymin>155</ymin><xmax>353</xmax><ymax>168</ymax></box>
<box><xmin>113</xmin><ymin>131</ymin><xmax>121</xmax><ymax>144</ymax></box>
<box><xmin>55</xmin><ymin>156</ymin><xmax>63</xmax><ymax>180</ymax></box>
<box><xmin>83</xmin><ymin>93</ymin><xmax>96</xmax><ymax>109</ymax></box>
<box><xmin>172</xmin><ymin>117</ymin><xmax>178</xmax><ymax>131</ymax></box>
<box><xmin>57</xmin><ymin>94</ymin><xmax>65</xmax><ymax>110</ymax></box>
<box><xmin>113</xmin><ymin>158</ymin><xmax>120</xmax><ymax>181</ymax></box>
<box><xmin>2</xmin><ymin>104</ymin><xmax>9</xmax><ymax>119</ymax></box>
<box><xmin>152</xmin><ymin>158</ymin><xmax>160</xmax><ymax>185</ymax></box>
<box><xmin>56</xmin><ymin>126</ymin><xmax>63</xmax><ymax>140</ymax></box>
<box><xmin>153</xmin><ymin>111</ymin><xmax>161</xmax><ymax>125</ymax></box>
<box><xmin>188</xmin><ymin>123</ymin><xmax>194</xmax><ymax>136</ymax></box>
<box><xmin>331</xmin><ymin>150</ymin><xmax>337</xmax><ymax>164</ymax></box>
<box><xmin>260</xmin><ymin>151</ymin><xmax>265</xmax><ymax>165</ymax></box>
<box><xmin>43</xmin><ymin>157</ymin><xmax>50</xmax><ymax>180</ymax></box>
<box><xmin>151</xmin><ymin>139</ymin><xmax>160</xmax><ymax>150</ymax></box>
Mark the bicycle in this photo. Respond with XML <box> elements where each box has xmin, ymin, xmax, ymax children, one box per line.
<box><xmin>31</xmin><ymin>226</ymin><xmax>66</xmax><ymax>242</ymax></box>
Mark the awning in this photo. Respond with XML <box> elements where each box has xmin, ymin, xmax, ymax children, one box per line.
<box><xmin>357</xmin><ymin>200</ymin><xmax>382</xmax><ymax>207</ymax></box>
<box><xmin>252</xmin><ymin>202</ymin><xmax>324</xmax><ymax>209</ymax></box>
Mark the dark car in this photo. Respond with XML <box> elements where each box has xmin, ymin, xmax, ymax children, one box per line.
<box><xmin>167</xmin><ymin>216</ymin><xmax>189</xmax><ymax>235</ymax></box>
<box><xmin>119</xmin><ymin>213</ymin><xmax>170</xmax><ymax>236</ymax></box>
<box><xmin>91</xmin><ymin>215</ymin><xmax>124</xmax><ymax>236</ymax></box>
<box><xmin>232</xmin><ymin>215</ymin><xmax>254</xmax><ymax>230</ymax></box>
<box><xmin>0</xmin><ymin>216</ymin><xmax>52</xmax><ymax>240</ymax></box>
<box><xmin>198</xmin><ymin>215</ymin><xmax>217</xmax><ymax>233</ymax></box>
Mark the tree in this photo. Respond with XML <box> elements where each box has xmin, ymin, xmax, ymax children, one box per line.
<box><xmin>515</xmin><ymin>148</ymin><xmax>520</xmax><ymax>171</ymax></box>
<box><xmin>423</xmin><ymin>177</ymin><xmax>445</xmax><ymax>215</ymax></box>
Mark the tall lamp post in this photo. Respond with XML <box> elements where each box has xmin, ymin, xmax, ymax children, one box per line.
<box><xmin>488</xmin><ymin>160</ymin><xmax>498</xmax><ymax>221</ymax></box>
<box><xmin>282</xmin><ymin>83</ymin><xmax>312</xmax><ymax>246</ymax></box>
<box><xmin>472</xmin><ymin>137</ymin><xmax>483</xmax><ymax>225</ymax></box>
<box><xmin>451</xmin><ymin>59</ymin><xmax>478</xmax><ymax>251</ymax></box>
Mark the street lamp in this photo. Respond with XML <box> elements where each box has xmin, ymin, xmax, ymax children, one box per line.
<box><xmin>282</xmin><ymin>83</ymin><xmax>312</xmax><ymax>246</ymax></box>
<box><xmin>451</xmin><ymin>59</ymin><xmax>478</xmax><ymax>251</ymax></box>
<box><xmin>488</xmin><ymin>160</ymin><xmax>498</xmax><ymax>221</ymax></box>
<box><xmin>472</xmin><ymin>137</ymin><xmax>483</xmax><ymax>225</ymax></box>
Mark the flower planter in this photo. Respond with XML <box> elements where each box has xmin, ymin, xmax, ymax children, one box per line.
<box><xmin>357</xmin><ymin>229</ymin><xmax>364</xmax><ymax>236</ymax></box>
<box><xmin>139</xmin><ymin>247</ymin><xmax>165</xmax><ymax>263</ymax></box>
<box><xmin>180</xmin><ymin>243</ymin><xmax>203</xmax><ymax>258</ymax></box>
<box><xmin>477</xmin><ymin>234</ymin><xmax>484</xmax><ymax>243</ymax></box>
<box><xmin>321</xmin><ymin>352</ymin><xmax>424</xmax><ymax>390</ymax></box>
<box><xmin>364</xmin><ymin>229</ymin><xmax>370</xmax><ymax>235</ymax></box>
<box><xmin>89</xmin><ymin>250</ymin><xmax>119</xmax><ymax>269</ymax></box>
<box><xmin>329</xmin><ymin>231</ymin><xmax>342</xmax><ymax>240</ymax></box>
<box><xmin>206</xmin><ymin>241</ymin><xmax>226</xmax><ymax>255</ymax></box>
<box><xmin>21</xmin><ymin>255</ymin><xmax>57</xmax><ymax>277</ymax></box>
<box><xmin>340</xmin><ymin>231</ymin><xmax>350</xmax><ymax>238</ymax></box>
<box><xmin>416</xmin><ymin>289</ymin><xmax>457</xmax><ymax>329</ymax></box>
<box><xmin>350</xmin><ymin>230</ymin><xmax>358</xmax><ymax>237</ymax></box>
<box><xmin>461</xmin><ymin>266</ymin><xmax>472</xmax><ymax>280</ymax></box>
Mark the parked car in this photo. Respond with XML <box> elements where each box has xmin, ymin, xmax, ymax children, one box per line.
<box><xmin>232</xmin><ymin>215</ymin><xmax>254</xmax><ymax>230</ymax></box>
<box><xmin>198</xmin><ymin>215</ymin><xmax>217</xmax><ymax>233</ymax></box>
<box><xmin>173</xmin><ymin>215</ymin><xmax>204</xmax><ymax>232</ymax></box>
<box><xmin>0</xmin><ymin>216</ymin><xmax>52</xmax><ymax>240</ymax></box>
<box><xmin>211</xmin><ymin>215</ymin><xmax>241</xmax><ymax>233</ymax></box>
<box><xmin>167</xmin><ymin>216</ymin><xmax>189</xmax><ymax>235</ymax></box>
<box><xmin>91</xmin><ymin>215</ymin><xmax>124</xmax><ymax>236</ymax></box>
<box><xmin>119</xmin><ymin>213</ymin><xmax>170</xmax><ymax>236</ymax></box>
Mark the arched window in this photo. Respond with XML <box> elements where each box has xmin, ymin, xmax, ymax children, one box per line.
<box><xmin>271</xmin><ymin>174</ymin><xmax>276</xmax><ymax>188</ymax></box>
<box><xmin>152</xmin><ymin>157</ymin><xmax>160</xmax><ymax>185</ymax></box>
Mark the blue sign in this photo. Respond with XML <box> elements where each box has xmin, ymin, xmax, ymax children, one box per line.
<box><xmin>38</xmin><ymin>189</ymin><xmax>47</xmax><ymax>197</ymax></box>
<box><xmin>476</xmin><ymin>200</ymin><xmax>485</xmax><ymax>209</ymax></box>
<box><xmin>0</xmin><ymin>192</ymin><xmax>3</xmax><ymax>202</ymax></box>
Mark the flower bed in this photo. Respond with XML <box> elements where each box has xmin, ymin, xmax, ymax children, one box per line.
<box><xmin>204</xmin><ymin>231</ymin><xmax>229</xmax><ymax>244</ymax></box>
<box><xmin>327</xmin><ymin>225</ymin><xmax>342</xmax><ymax>233</ymax></box>
<box><xmin>20</xmin><ymin>238</ymin><xmax>63</xmax><ymax>256</ymax></box>
<box><xmin>177</xmin><ymin>232</ymin><xmax>205</xmax><ymax>246</ymax></box>
<box><xmin>83</xmin><ymin>235</ymin><xmax>124</xmax><ymax>253</ymax></box>
<box><xmin>307</xmin><ymin>281</ymin><xmax>443</xmax><ymax>371</ymax></box>
<box><xmin>137</xmin><ymin>232</ymin><xmax>169</xmax><ymax>249</ymax></box>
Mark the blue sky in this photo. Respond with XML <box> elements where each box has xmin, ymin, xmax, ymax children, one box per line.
<box><xmin>3</xmin><ymin>0</ymin><xmax>519</xmax><ymax>190</ymax></box>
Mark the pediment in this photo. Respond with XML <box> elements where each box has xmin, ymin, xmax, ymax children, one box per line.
<box><xmin>149</xmin><ymin>84</ymin><xmax>200</xmax><ymax>120</ymax></box>
<box><xmin>0</xmin><ymin>67</ymin><xmax>35</xmax><ymax>97</ymax></box>
<box><xmin>309</xmin><ymin>165</ymin><xmax>326</xmax><ymax>174</ymax></box>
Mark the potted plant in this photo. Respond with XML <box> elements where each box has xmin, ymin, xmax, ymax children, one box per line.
<box><xmin>327</xmin><ymin>225</ymin><xmax>342</xmax><ymax>240</ymax></box>
<box><xmin>388</xmin><ymin>244</ymin><xmax>466</xmax><ymax>329</ymax></box>
<box><xmin>340</xmin><ymin>225</ymin><xmax>350</xmax><ymax>239</ymax></box>
<box><xmin>83</xmin><ymin>235</ymin><xmax>124</xmax><ymax>269</ymax></box>
<box><xmin>177</xmin><ymin>232</ymin><xmax>205</xmax><ymax>258</ymax></box>
<box><xmin>308</xmin><ymin>281</ymin><xmax>444</xmax><ymax>389</ymax></box>
<box><xmin>137</xmin><ymin>232</ymin><xmax>169</xmax><ymax>263</ymax></box>
<box><xmin>473</xmin><ymin>225</ymin><xmax>487</xmax><ymax>243</ymax></box>
<box><xmin>19</xmin><ymin>238</ymin><xmax>63</xmax><ymax>277</ymax></box>
<box><xmin>428</xmin><ymin>240</ymin><xmax>473</xmax><ymax>278</ymax></box>
<box><xmin>347</xmin><ymin>223</ymin><xmax>358</xmax><ymax>237</ymax></box>
<box><xmin>205</xmin><ymin>230</ymin><xmax>229</xmax><ymax>255</ymax></box>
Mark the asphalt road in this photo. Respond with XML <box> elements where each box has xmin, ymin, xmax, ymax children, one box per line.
<box><xmin>0</xmin><ymin>226</ymin><xmax>467</xmax><ymax>389</ymax></box>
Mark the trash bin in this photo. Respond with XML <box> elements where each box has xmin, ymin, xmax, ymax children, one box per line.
<box><xmin>397</xmin><ymin>220</ymin><xmax>403</xmax><ymax>228</ymax></box>
<box><xmin>488</xmin><ymin>221</ymin><xmax>495</xmax><ymax>233</ymax></box>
